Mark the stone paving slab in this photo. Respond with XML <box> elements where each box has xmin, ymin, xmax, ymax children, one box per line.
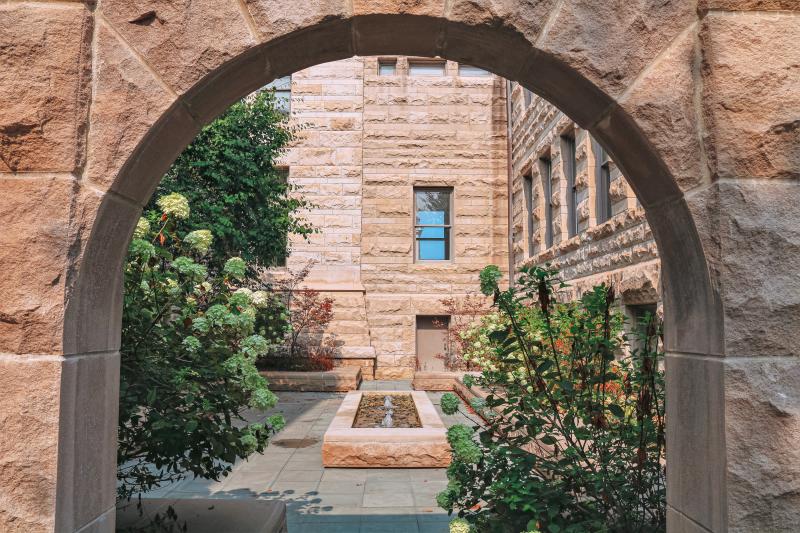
<box><xmin>136</xmin><ymin>381</ymin><xmax>472</xmax><ymax>532</ymax></box>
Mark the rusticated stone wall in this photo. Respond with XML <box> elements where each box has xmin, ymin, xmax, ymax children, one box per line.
<box><xmin>508</xmin><ymin>86</ymin><xmax>660</xmax><ymax>313</ymax></box>
<box><xmin>282</xmin><ymin>57</ymin><xmax>508</xmax><ymax>379</ymax></box>
<box><xmin>1</xmin><ymin>2</ymin><xmax>798</xmax><ymax>532</ymax></box>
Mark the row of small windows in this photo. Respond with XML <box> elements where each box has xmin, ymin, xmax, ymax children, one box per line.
<box><xmin>379</xmin><ymin>59</ymin><xmax>491</xmax><ymax>77</ymax></box>
<box><xmin>522</xmin><ymin>134</ymin><xmax>614</xmax><ymax>255</ymax></box>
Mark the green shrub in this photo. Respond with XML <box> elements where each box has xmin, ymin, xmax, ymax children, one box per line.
<box><xmin>439</xmin><ymin>264</ymin><xmax>666</xmax><ymax>533</ymax></box>
<box><xmin>440</xmin><ymin>392</ymin><xmax>461</xmax><ymax>415</ymax></box>
<box><xmin>118</xmin><ymin>194</ymin><xmax>285</xmax><ymax>501</ymax></box>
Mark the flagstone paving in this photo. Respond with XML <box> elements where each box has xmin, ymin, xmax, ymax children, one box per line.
<box><xmin>142</xmin><ymin>381</ymin><xmax>475</xmax><ymax>532</ymax></box>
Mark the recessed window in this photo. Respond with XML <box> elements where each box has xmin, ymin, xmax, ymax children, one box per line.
<box><xmin>414</xmin><ymin>188</ymin><xmax>453</xmax><ymax>261</ymax></box>
<box><xmin>274</xmin><ymin>168</ymin><xmax>290</xmax><ymax>267</ymax></box>
<box><xmin>595</xmin><ymin>140</ymin><xmax>612</xmax><ymax>224</ymax></box>
<box><xmin>409</xmin><ymin>60</ymin><xmax>446</xmax><ymax>77</ymax></box>
<box><xmin>263</xmin><ymin>75</ymin><xmax>291</xmax><ymax>114</ymax></box>
<box><xmin>523</xmin><ymin>87</ymin><xmax>534</xmax><ymax>107</ymax></box>
<box><xmin>523</xmin><ymin>173</ymin><xmax>535</xmax><ymax>256</ymax></box>
<box><xmin>539</xmin><ymin>156</ymin><xmax>554</xmax><ymax>249</ymax></box>
<box><xmin>378</xmin><ymin>59</ymin><xmax>397</xmax><ymax>76</ymax></box>
<box><xmin>458</xmin><ymin>64</ymin><xmax>490</xmax><ymax>77</ymax></box>
<box><xmin>562</xmin><ymin>134</ymin><xmax>578</xmax><ymax>238</ymax></box>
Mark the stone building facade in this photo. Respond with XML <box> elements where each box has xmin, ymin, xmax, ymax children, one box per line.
<box><xmin>278</xmin><ymin>57</ymin><xmax>509</xmax><ymax>379</ymax></box>
<box><xmin>507</xmin><ymin>84</ymin><xmax>661</xmax><ymax>326</ymax></box>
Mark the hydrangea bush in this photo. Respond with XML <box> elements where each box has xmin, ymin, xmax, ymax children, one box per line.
<box><xmin>118</xmin><ymin>194</ymin><xmax>285</xmax><ymax>501</ymax></box>
<box><xmin>438</xmin><ymin>265</ymin><xmax>666</xmax><ymax>533</ymax></box>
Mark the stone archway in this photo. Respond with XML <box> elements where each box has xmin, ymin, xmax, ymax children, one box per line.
<box><xmin>1</xmin><ymin>2</ymin><xmax>798</xmax><ymax>532</ymax></box>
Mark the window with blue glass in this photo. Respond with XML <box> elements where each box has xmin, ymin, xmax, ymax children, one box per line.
<box><xmin>414</xmin><ymin>188</ymin><xmax>452</xmax><ymax>261</ymax></box>
<box><xmin>262</xmin><ymin>75</ymin><xmax>291</xmax><ymax>114</ymax></box>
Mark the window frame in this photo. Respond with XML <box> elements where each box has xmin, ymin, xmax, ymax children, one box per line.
<box><xmin>539</xmin><ymin>156</ymin><xmax>554</xmax><ymax>249</ymax></box>
<box><xmin>594</xmin><ymin>139</ymin><xmax>612</xmax><ymax>224</ymax></box>
<box><xmin>413</xmin><ymin>187</ymin><xmax>454</xmax><ymax>262</ymax></box>
<box><xmin>458</xmin><ymin>64</ymin><xmax>490</xmax><ymax>77</ymax></box>
<box><xmin>378</xmin><ymin>59</ymin><xmax>397</xmax><ymax>76</ymax></box>
<box><xmin>408</xmin><ymin>59</ymin><xmax>447</xmax><ymax>77</ymax></box>
<box><xmin>561</xmin><ymin>134</ymin><xmax>578</xmax><ymax>238</ymax></box>
<box><xmin>263</xmin><ymin>75</ymin><xmax>291</xmax><ymax>114</ymax></box>
<box><xmin>522</xmin><ymin>172</ymin><xmax>535</xmax><ymax>257</ymax></box>
<box><xmin>523</xmin><ymin>87</ymin><xmax>534</xmax><ymax>107</ymax></box>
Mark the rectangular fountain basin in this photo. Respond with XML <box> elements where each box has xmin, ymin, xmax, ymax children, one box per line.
<box><xmin>322</xmin><ymin>391</ymin><xmax>451</xmax><ymax>468</ymax></box>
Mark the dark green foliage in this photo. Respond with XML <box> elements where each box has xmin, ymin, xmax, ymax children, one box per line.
<box><xmin>440</xmin><ymin>265</ymin><xmax>666</xmax><ymax>533</ymax></box>
<box><xmin>149</xmin><ymin>91</ymin><xmax>313</xmax><ymax>270</ymax></box>
<box><xmin>440</xmin><ymin>392</ymin><xmax>461</xmax><ymax>415</ymax></box>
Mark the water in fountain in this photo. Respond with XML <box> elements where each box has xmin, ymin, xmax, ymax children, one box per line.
<box><xmin>380</xmin><ymin>395</ymin><xmax>395</xmax><ymax>427</ymax></box>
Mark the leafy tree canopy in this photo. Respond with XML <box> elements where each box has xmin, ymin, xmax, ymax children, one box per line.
<box><xmin>148</xmin><ymin>90</ymin><xmax>313</xmax><ymax>270</ymax></box>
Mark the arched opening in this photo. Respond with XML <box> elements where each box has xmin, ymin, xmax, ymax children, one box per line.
<box><xmin>59</xmin><ymin>12</ymin><xmax>724</xmax><ymax>533</ymax></box>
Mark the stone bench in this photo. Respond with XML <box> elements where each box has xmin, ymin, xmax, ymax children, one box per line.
<box><xmin>116</xmin><ymin>498</ymin><xmax>287</xmax><ymax>532</ymax></box>
<box><xmin>260</xmin><ymin>366</ymin><xmax>362</xmax><ymax>392</ymax></box>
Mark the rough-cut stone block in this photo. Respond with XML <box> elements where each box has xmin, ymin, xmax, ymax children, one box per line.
<box><xmin>245</xmin><ymin>0</ymin><xmax>350</xmax><ymax>41</ymax></box>
<box><xmin>100</xmin><ymin>0</ymin><xmax>258</xmax><ymax>94</ymax></box>
<box><xmin>412</xmin><ymin>370</ymin><xmax>478</xmax><ymax>391</ymax></box>
<box><xmin>724</xmin><ymin>356</ymin><xmax>800</xmax><ymax>531</ymax></box>
<box><xmin>375</xmin><ymin>366</ymin><xmax>416</xmax><ymax>380</ymax></box>
<box><xmin>701</xmin><ymin>12</ymin><xmax>800</xmax><ymax>181</ymax></box>
<box><xmin>619</xmin><ymin>25</ymin><xmax>706</xmax><ymax>192</ymax></box>
<box><xmin>0</xmin><ymin>4</ymin><xmax>91</xmax><ymax>172</ymax></box>
<box><xmin>700</xmin><ymin>0</ymin><xmax>800</xmax><ymax>10</ymax></box>
<box><xmin>322</xmin><ymin>391</ymin><xmax>450</xmax><ymax>467</ymax></box>
<box><xmin>0</xmin><ymin>177</ymin><xmax>76</xmax><ymax>355</ymax></box>
<box><xmin>259</xmin><ymin>367</ymin><xmax>362</xmax><ymax>392</ymax></box>
<box><xmin>0</xmin><ymin>357</ymin><xmax>62</xmax><ymax>533</ymax></box>
<box><xmin>537</xmin><ymin>0</ymin><xmax>696</xmax><ymax>98</ymax></box>
<box><xmin>86</xmin><ymin>20</ymin><xmax>176</xmax><ymax>193</ymax></box>
<box><xmin>687</xmin><ymin>181</ymin><xmax>800</xmax><ymax>357</ymax></box>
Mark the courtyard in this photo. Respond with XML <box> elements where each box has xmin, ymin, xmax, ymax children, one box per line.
<box><xmin>128</xmin><ymin>382</ymin><xmax>471</xmax><ymax>532</ymax></box>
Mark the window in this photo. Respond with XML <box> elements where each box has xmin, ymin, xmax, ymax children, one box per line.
<box><xmin>458</xmin><ymin>64</ymin><xmax>490</xmax><ymax>77</ymax></box>
<box><xmin>595</xmin><ymin>140</ymin><xmax>612</xmax><ymax>224</ymax></box>
<box><xmin>408</xmin><ymin>60</ymin><xmax>446</xmax><ymax>76</ymax></box>
<box><xmin>523</xmin><ymin>87</ymin><xmax>534</xmax><ymax>107</ymax></box>
<box><xmin>263</xmin><ymin>75</ymin><xmax>291</xmax><ymax>114</ymax></box>
<box><xmin>626</xmin><ymin>304</ymin><xmax>658</xmax><ymax>354</ymax></box>
<box><xmin>414</xmin><ymin>188</ymin><xmax>452</xmax><ymax>261</ymax></box>
<box><xmin>522</xmin><ymin>173</ymin><xmax>535</xmax><ymax>256</ymax></box>
<box><xmin>378</xmin><ymin>59</ymin><xmax>397</xmax><ymax>76</ymax></box>
<box><xmin>540</xmin><ymin>156</ymin><xmax>554</xmax><ymax>249</ymax></box>
<box><xmin>273</xmin><ymin>168</ymin><xmax>290</xmax><ymax>267</ymax></box>
<box><xmin>562</xmin><ymin>134</ymin><xmax>578</xmax><ymax>238</ymax></box>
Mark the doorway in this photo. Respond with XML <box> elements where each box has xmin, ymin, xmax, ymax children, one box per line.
<box><xmin>416</xmin><ymin>316</ymin><xmax>450</xmax><ymax>372</ymax></box>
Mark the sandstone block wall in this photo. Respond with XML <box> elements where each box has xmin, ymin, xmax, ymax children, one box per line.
<box><xmin>508</xmin><ymin>84</ymin><xmax>661</xmax><ymax>315</ymax></box>
<box><xmin>280</xmin><ymin>56</ymin><xmax>509</xmax><ymax>378</ymax></box>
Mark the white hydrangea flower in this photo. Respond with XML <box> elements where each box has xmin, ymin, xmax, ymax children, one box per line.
<box><xmin>235</xmin><ymin>287</ymin><xmax>254</xmax><ymax>297</ymax></box>
<box><xmin>183</xmin><ymin>229</ymin><xmax>213</xmax><ymax>255</ymax></box>
<box><xmin>449</xmin><ymin>518</ymin><xmax>471</xmax><ymax>533</ymax></box>
<box><xmin>156</xmin><ymin>192</ymin><xmax>190</xmax><ymax>219</ymax></box>
<box><xmin>252</xmin><ymin>290</ymin><xmax>270</xmax><ymax>308</ymax></box>
<box><xmin>133</xmin><ymin>217</ymin><xmax>150</xmax><ymax>239</ymax></box>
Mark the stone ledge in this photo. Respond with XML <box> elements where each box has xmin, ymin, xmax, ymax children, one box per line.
<box><xmin>116</xmin><ymin>498</ymin><xmax>287</xmax><ymax>533</ymax></box>
<box><xmin>412</xmin><ymin>370</ymin><xmax>481</xmax><ymax>391</ymax></box>
<box><xmin>260</xmin><ymin>366</ymin><xmax>362</xmax><ymax>392</ymax></box>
